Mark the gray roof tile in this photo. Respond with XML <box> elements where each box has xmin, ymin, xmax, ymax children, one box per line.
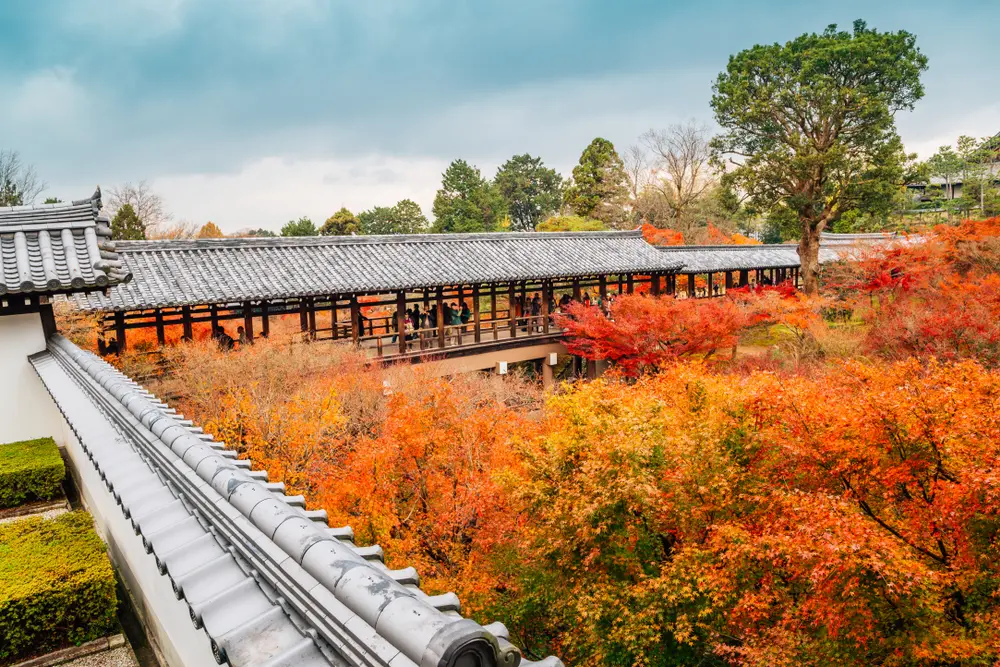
<box><xmin>73</xmin><ymin>230</ymin><xmax>684</xmax><ymax>312</ymax></box>
<box><xmin>0</xmin><ymin>189</ymin><xmax>132</xmax><ymax>296</ymax></box>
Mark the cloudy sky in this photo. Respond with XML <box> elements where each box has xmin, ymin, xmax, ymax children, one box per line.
<box><xmin>2</xmin><ymin>0</ymin><xmax>997</xmax><ymax>233</ymax></box>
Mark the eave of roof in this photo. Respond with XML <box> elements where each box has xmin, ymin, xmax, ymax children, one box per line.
<box><xmin>0</xmin><ymin>189</ymin><xmax>132</xmax><ymax>296</ymax></box>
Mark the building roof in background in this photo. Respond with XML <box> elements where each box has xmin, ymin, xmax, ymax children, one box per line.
<box><xmin>73</xmin><ymin>231</ymin><xmax>684</xmax><ymax>312</ymax></box>
<box><xmin>655</xmin><ymin>232</ymin><xmax>902</xmax><ymax>274</ymax></box>
<box><xmin>33</xmin><ymin>334</ymin><xmax>562</xmax><ymax>667</ymax></box>
<box><xmin>0</xmin><ymin>189</ymin><xmax>132</xmax><ymax>297</ymax></box>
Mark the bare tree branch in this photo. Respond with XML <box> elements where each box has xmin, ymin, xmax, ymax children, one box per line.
<box><xmin>0</xmin><ymin>150</ymin><xmax>46</xmax><ymax>206</ymax></box>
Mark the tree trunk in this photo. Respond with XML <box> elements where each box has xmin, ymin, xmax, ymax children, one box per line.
<box><xmin>798</xmin><ymin>222</ymin><xmax>822</xmax><ymax>295</ymax></box>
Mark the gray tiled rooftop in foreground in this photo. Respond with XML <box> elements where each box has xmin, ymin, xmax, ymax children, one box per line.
<box><xmin>72</xmin><ymin>231</ymin><xmax>685</xmax><ymax>312</ymax></box>
<box><xmin>31</xmin><ymin>334</ymin><xmax>563</xmax><ymax>667</ymax></box>
<box><xmin>0</xmin><ymin>190</ymin><xmax>132</xmax><ymax>296</ymax></box>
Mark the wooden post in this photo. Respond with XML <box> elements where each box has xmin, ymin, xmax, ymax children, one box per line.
<box><xmin>687</xmin><ymin>274</ymin><xmax>696</xmax><ymax>297</ymax></box>
<box><xmin>626</xmin><ymin>274</ymin><xmax>635</xmax><ymax>294</ymax></box>
<box><xmin>261</xmin><ymin>301</ymin><xmax>270</xmax><ymax>338</ymax></box>
<box><xmin>489</xmin><ymin>284</ymin><xmax>497</xmax><ymax>329</ymax></box>
<box><xmin>308</xmin><ymin>298</ymin><xmax>317</xmax><ymax>339</ymax></box>
<box><xmin>739</xmin><ymin>270</ymin><xmax>749</xmax><ymax>287</ymax></box>
<box><xmin>508</xmin><ymin>282</ymin><xmax>517</xmax><ymax>339</ymax></box>
<box><xmin>299</xmin><ymin>299</ymin><xmax>308</xmax><ymax>331</ymax></box>
<box><xmin>436</xmin><ymin>286</ymin><xmax>446</xmax><ymax>348</ymax></box>
<box><xmin>707</xmin><ymin>273</ymin><xmax>714</xmax><ymax>297</ymax></box>
<box><xmin>650</xmin><ymin>273</ymin><xmax>660</xmax><ymax>296</ymax></box>
<box><xmin>243</xmin><ymin>301</ymin><xmax>254</xmax><ymax>342</ymax></box>
<box><xmin>330</xmin><ymin>298</ymin><xmax>338</xmax><ymax>340</ymax></box>
<box><xmin>599</xmin><ymin>275</ymin><xmax>607</xmax><ymax>301</ymax></box>
<box><xmin>350</xmin><ymin>296</ymin><xmax>360</xmax><ymax>345</ymax></box>
<box><xmin>182</xmin><ymin>305</ymin><xmax>193</xmax><ymax>340</ymax></box>
<box><xmin>542</xmin><ymin>281</ymin><xmax>550</xmax><ymax>334</ymax></box>
<box><xmin>473</xmin><ymin>284</ymin><xmax>481</xmax><ymax>343</ymax></box>
<box><xmin>114</xmin><ymin>311</ymin><xmax>127</xmax><ymax>352</ymax></box>
<box><xmin>154</xmin><ymin>310</ymin><xmax>165</xmax><ymax>346</ymax></box>
<box><xmin>618</xmin><ymin>275</ymin><xmax>624</xmax><ymax>294</ymax></box>
<box><xmin>572</xmin><ymin>277</ymin><xmax>582</xmax><ymax>302</ymax></box>
<box><xmin>666</xmin><ymin>274</ymin><xmax>675</xmax><ymax>295</ymax></box>
<box><xmin>725</xmin><ymin>271</ymin><xmax>733</xmax><ymax>291</ymax></box>
<box><xmin>456</xmin><ymin>285</ymin><xmax>464</xmax><ymax>346</ymax></box>
<box><xmin>396</xmin><ymin>291</ymin><xmax>407</xmax><ymax>354</ymax></box>
<box><xmin>210</xmin><ymin>304</ymin><xmax>219</xmax><ymax>332</ymax></box>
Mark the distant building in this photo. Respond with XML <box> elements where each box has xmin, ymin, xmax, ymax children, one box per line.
<box><xmin>907</xmin><ymin>132</ymin><xmax>1000</xmax><ymax>203</ymax></box>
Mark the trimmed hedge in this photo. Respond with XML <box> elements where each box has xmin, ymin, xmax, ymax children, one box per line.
<box><xmin>0</xmin><ymin>512</ymin><xmax>118</xmax><ymax>662</ymax></box>
<box><xmin>0</xmin><ymin>438</ymin><xmax>64</xmax><ymax>508</ymax></box>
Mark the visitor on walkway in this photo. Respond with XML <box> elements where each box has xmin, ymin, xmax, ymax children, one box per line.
<box><xmin>237</xmin><ymin>326</ymin><xmax>252</xmax><ymax>346</ymax></box>
<box><xmin>212</xmin><ymin>326</ymin><xmax>235</xmax><ymax>350</ymax></box>
<box><xmin>460</xmin><ymin>301</ymin><xmax>471</xmax><ymax>325</ymax></box>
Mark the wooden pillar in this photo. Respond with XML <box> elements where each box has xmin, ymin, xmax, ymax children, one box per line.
<box><xmin>489</xmin><ymin>284</ymin><xmax>496</xmax><ymax>325</ymax></box>
<box><xmin>456</xmin><ymin>285</ymin><xmax>464</xmax><ymax>346</ymax></box>
<box><xmin>436</xmin><ymin>286</ymin><xmax>446</xmax><ymax>348</ymax></box>
<box><xmin>725</xmin><ymin>271</ymin><xmax>733</xmax><ymax>291</ymax></box>
<box><xmin>756</xmin><ymin>268</ymin><xmax>763</xmax><ymax>284</ymax></box>
<box><xmin>542</xmin><ymin>281</ymin><xmax>550</xmax><ymax>334</ymax></box>
<box><xmin>707</xmin><ymin>273</ymin><xmax>714</xmax><ymax>297</ymax></box>
<box><xmin>114</xmin><ymin>311</ymin><xmax>127</xmax><ymax>352</ymax></box>
<box><xmin>154</xmin><ymin>310</ymin><xmax>166</xmax><ymax>346</ymax></box>
<box><xmin>626</xmin><ymin>274</ymin><xmax>635</xmax><ymax>294</ymax></box>
<box><xmin>182</xmin><ymin>306</ymin><xmax>193</xmax><ymax>340</ymax></box>
<box><xmin>598</xmin><ymin>275</ymin><xmax>608</xmax><ymax>301</ymax></box>
<box><xmin>350</xmin><ymin>296</ymin><xmax>360</xmax><ymax>345</ymax></box>
<box><xmin>572</xmin><ymin>277</ymin><xmax>582</xmax><ymax>302</ymax></box>
<box><xmin>243</xmin><ymin>301</ymin><xmax>254</xmax><ymax>342</ymax></box>
<box><xmin>687</xmin><ymin>274</ymin><xmax>696</xmax><ymax>297</ymax></box>
<box><xmin>650</xmin><ymin>273</ymin><xmax>660</xmax><ymax>296</ymax></box>
<box><xmin>330</xmin><ymin>298</ymin><xmax>337</xmax><ymax>339</ymax></box>
<box><xmin>739</xmin><ymin>270</ymin><xmax>749</xmax><ymax>287</ymax></box>
<box><xmin>618</xmin><ymin>275</ymin><xmax>624</xmax><ymax>294</ymax></box>
<box><xmin>261</xmin><ymin>301</ymin><xmax>270</xmax><ymax>338</ymax></box>
<box><xmin>210</xmin><ymin>305</ymin><xmax>219</xmax><ymax>332</ymax></box>
<box><xmin>508</xmin><ymin>282</ymin><xmax>517</xmax><ymax>339</ymax></box>
<box><xmin>308</xmin><ymin>298</ymin><xmax>317</xmax><ymax>338</ymax></box>
<box><xmin>396</xmin><ymin>291</ymin><xmax>407</xmax><ymax>354</ymax></box>
<box><xmin>473</xmin><ymin>284</ymin><xmax>481</xmax><ymax>343</ymax></box>
<box><xmin>299</xmin><ymin>299</ymin><xmax>308</xmax><ymax>331</ymax></box>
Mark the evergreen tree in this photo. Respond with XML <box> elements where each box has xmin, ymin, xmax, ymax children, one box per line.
<box><xmin>432</xmin><ymin>160</ymin><xmax>507</xmax><ymax>233</ymax></box>
<box><xmin>110</xmin><ymin>203</ymin><xmax>146</xmax><ymax>240</ymax></box>
<box><xmin>281</xmin><ymin>216</ymin><xmax>318</xmax><ymax>237</ymax></box>
<box><xmin>359</xmin><ymin>199</ymin><xmax>429</xmax><ymax>235</ymax></box>
<box><xmin>319</xmin><ymin>208</ymin><xmax>360</xmax><ymax>235</ymax></box>
<box><xmin>563</xmin><ymin>138</ymin><xmax>630</xmax><ymax>228</ymax></box>
<box><xmin>494</xmin><ymin>154</ymin><xmax>564</xmax><ymax>231</ymax></box>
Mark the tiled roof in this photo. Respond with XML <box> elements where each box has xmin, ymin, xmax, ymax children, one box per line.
<box><xmin>32</xmin><ymin>334</ymin><xmax>563</xmax><ymax>667</ymax></box>
<box><xmin>656</xmin><ymin>233</ymin><xmax>901</xmax><ymax>273</ymax></box>
<box><xmin>0</xmin><ymin>189</ymin><xmax>131</xmax><ymax>296</ymax></box>
<box><xmin>72</xmin><ymin>231</ymin><xmax>684</xmax><ymax>312</ymax></box>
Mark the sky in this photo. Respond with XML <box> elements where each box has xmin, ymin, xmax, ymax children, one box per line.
<box><xmin>1</xmin><ymin>0</ymin><xmax>998</xmax><ymax>233</ymax></box>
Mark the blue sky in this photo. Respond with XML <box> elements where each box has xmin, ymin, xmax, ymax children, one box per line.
<box><xmin>2</xmin><ymin>0</ymin><xmax>998</xmax><ymax>232</ymax></box>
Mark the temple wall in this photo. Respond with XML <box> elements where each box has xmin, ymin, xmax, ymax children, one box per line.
<box><xmin>0</xmin><ymin>313</ymin><xmax>64</xmax><ymax>445</ymax></box>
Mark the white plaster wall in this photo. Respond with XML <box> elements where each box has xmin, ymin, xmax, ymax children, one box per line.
<box><xmin>57</xmin><ymin>417</ymin><xmax>217</xmax><ymax>667</ymax></box>
<box><xmin>0</xmin><ymin>313</ymin><xmax>65</xmax><ymax>445</ymax></box>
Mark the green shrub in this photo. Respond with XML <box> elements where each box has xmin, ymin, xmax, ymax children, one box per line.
<box><xmin>0</xmin><ymin>512</ymin><xmax>117</xmax><ymax>662</ymax></box>
<box><xmin>0</xmin><ymin>438</ymin><xmax>64</xmax><ymax>508</ymax></box>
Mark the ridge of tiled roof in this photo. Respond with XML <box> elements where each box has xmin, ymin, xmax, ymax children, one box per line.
<box><xmin>74</xmin><ymin>231</ymin><xmax>684</xmax><ymax>312</ymax></box>
<box><xmin>0</xmin><ymin>188</ymin><xmax>132</xmax><ymax>296</ymax></box>
<box><xmin>32</xmin><ymin>334</ymin><xmax>563</xmax><ymax>667</ymax></box>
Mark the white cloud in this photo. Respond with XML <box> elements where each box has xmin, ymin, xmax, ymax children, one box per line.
<box><xmin>2</xmin><ymin>68</ymin><xmax>92</xmax><ymax>139</ymax></box>
<box><xmin>149</xmin><ymin>155</ymin><xmax>448</xmax><ymax>233</ymax></box>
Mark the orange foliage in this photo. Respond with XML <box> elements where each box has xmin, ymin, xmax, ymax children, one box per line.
<box><xmin>641</xmin><ymin>223</ymin><xmax>685</xmax><ymax>246</ymax></box>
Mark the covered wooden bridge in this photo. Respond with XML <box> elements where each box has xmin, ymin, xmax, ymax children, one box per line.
<box><xmin>72</xmin><ymin>230</ymin><xmax>685</xmax><ymax>360</ymax></box>
<box><xmin>70</xmin><ymin>227</ymin><xmax>879</xmax><ymax>362</ymax></box>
